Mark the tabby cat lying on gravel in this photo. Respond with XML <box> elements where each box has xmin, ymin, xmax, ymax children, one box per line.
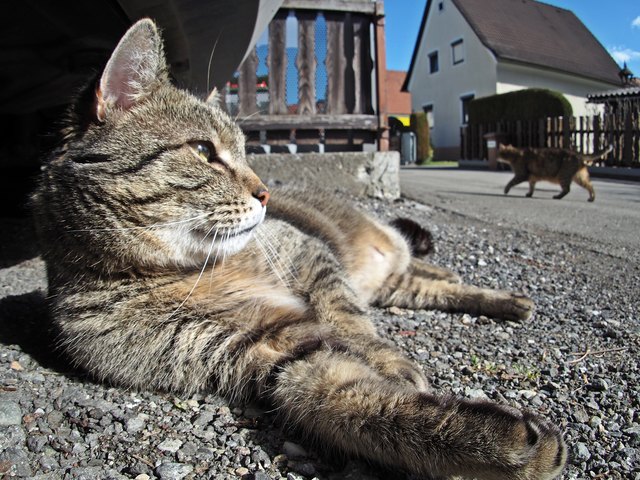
<box><xmin>32</xmin><ymin>20</ymin><xmax>566</xmax><ymax>480</ymax></box>
<box><xmin>498</xmin><ymin>143</ymin><xmax>613</xmax><ymax>202</ymax></box>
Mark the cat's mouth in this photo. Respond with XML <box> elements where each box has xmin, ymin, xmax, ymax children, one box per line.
<box><xmin>223</xmin><ymin>224</ymin><xmax>258</xmax><ymax>238</ymax></box>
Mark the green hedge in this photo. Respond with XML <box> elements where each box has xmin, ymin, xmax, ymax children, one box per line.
<box><xmin>410</xmin><ymin>111</ymin><xmax>433</xmax><ymax>162</ymax></box>
<box><xmin>468</xmin><ymin>88</ymin><xmax>572</xmax><ymax>124</ymax></box>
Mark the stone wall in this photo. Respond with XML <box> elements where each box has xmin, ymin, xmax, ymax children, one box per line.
<box><xmin>247</xmin><ymin>151</ymin><xmax>401</xmax><ymax>199</ymax></box>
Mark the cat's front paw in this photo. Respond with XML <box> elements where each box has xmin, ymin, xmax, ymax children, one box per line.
<box><xmin>504</xmin><ymin>292</ymin><xmax>534</xmax><ymax>321</ymax></box>
<box><xmin>503</xmin><ymin>411</ymin><xmax>567</xmax><ymax>480</ymax></box>
<box><xmin>484</xmin><ymin>291</ymin><xmax>534</xmax><ymax>321</ymax></box>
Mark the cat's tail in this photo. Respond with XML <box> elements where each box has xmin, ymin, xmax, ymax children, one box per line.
<box><xmin>389</xmin><ymin>218</ymin><xmax>434</xmax><ymax>256</ymax></box>
<box><xmin>582</xmin><ymin>145</ymin><xmax>613</xmax><ymax>165</ymax></box>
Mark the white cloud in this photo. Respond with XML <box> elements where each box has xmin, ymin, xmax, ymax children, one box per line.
<box><xmin>609</xmin><ymin>46</ymin><xmax>640</xmax><ymax>64</ymax></box>
<box><xmin>633</xmin><ymin>16</ymin><xmax>640</xmax><ymax>28</ymax></box>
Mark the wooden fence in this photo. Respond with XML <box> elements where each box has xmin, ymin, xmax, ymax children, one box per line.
<box><xmin>461</xmin><ymin>112</ymin><xmax>640</xmax><ymax>167</ymax></box>
<box><xmin>225</xmin><ymin>0</ymin><xmax>386</xmax><ymax>153</ymax></box>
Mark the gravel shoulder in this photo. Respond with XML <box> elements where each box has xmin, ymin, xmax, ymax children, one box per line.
<box><xmin>0</xmin><ymin>196</ymin><xmax>638</xmax><ymax>480</ymax></box>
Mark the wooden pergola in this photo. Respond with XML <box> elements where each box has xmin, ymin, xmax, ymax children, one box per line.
<box><xmin>227</xmin><ymin>0</ymin><xmax>389</xmax><ymax>153</ymax></box>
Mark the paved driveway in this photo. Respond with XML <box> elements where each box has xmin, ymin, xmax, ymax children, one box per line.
<box><xmin>399</xmin><ymin>167</ymin><xmax>640</xmax><ymax>259</ymax></box>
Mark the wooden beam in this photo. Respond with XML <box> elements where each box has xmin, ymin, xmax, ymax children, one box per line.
<box><xmin>238</xmin><ymin>47</ymin><xmax>258</xmax><ymax>117</ymax></box>
<box><xmin>237</xmin><ymin>114</ymin><xmax>379</xmax><ymax>130</ymax></box>
<box><xmin>325</xmin><ymin>12</ymin><xmax>346</xmax><ymax>114</ymax></box>
<box><xmin>374</xmin><ymin>1</ymin><xmax>388</xmax><ymax>151</ymax></box>
<box><xmin>282</xmin><ymin>0</ymin><xmax>376</xmax><ymax>14</ymax></box>
<box><xmin>268</xmin><ymin>12</ymin><xmax>288</xmax><ymax>115</ymax></box>
<box><xmin>296</xmin><ymin>11</ymin><xmax>316</xmax><ymax>115</ymax></box>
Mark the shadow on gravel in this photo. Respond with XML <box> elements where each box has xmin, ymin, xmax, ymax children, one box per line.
<box><xmin>0</xmin><ymin>290</ymin><xmax>77</xmax><ymax>375</ymax></box>
<box><xmin>0</xmin><ymin>217</ymin><xmax>40</xmax><ymax>268</ymax></box>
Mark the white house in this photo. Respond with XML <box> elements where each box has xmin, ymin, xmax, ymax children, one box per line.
<box><xmin>402</xmin><ymin>0</ymin><xmax>623</xmax><ymax>159</ymax></box>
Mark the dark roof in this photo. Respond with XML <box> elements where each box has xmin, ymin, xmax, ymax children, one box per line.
<box><xmin>403</xmin><ymin>0</ymin><xmax>622</xmax><ymax>91</ymax></box>
<box><xmin>588</xmin><ymin>87</ymin><xmax>640</xmax><ymax>103</ymax></box>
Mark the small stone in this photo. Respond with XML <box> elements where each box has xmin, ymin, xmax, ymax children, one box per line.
<box><xmin>388</xmin><ymin>306</ymin><xmax>404</xmax><ymax>316</ymax></box>
<box><xmin>47</xmin><ymin>410</ymin><xmax>64</xmax><ymax>429</ymax></box>
<box><xmin>0</xmin><ymin>401</ymin><xmax>22</xmax><ymax>426</ymax></box>
<box><xmin>158</xmin><ymin>439</ymin><xmax>183</xmax><ymax>454</ymax></box>
<box><xmin>235</xmin><ymin>467</ymin><xmax>249</xmax><ymax>476</ymax></box>
<box><xmin>39</xmin><ymin>455</ymin><xmax>59</xmax><ymax>472</ymax></box>
<box><xmin>192</xmin><ymin>412</ymin><xmax>215</xmax><ymax>427</ymax></box>
<box><xmin>465</xmin><ymin>388</ymin><xmax>489</xmax><ymax>400</ymax></box>
<box><xmin>0</xmin><ymin>447</ymin><xmax>33</xmax><ymax>477</ymax></box>
<box><xmin>135</xmin><ymin>475</ymin><xmax>151</xmax><ymax>480</ymax></box>
<box><xmin>588</xmin><ymin>379</ymin><xmax>608</xmax><ymax>392</ymax></box>
<box><xmin>573</xmin><ymin>442</ymin><xmax>591</xmax><ymax>462</ymax></box>
<box><xmin>9</xmin><ymin>361</ymin><xmax>23</xmax><ymax>371</ymax></box>
<box><xmin>254</xmin><ymin>472</ymin><xmax>271</xmax><ymax>480</ymax></box>
<box><xmin>126</xmin><ymin>415</ymin><xmax>146</xmax><ymax>433</ymax></box>
<box><xmin>518</xmin><ymin>390</ymin><xmax>537</xmax><ymax>400</ymax></box>
<box><xmin>155</xmin><ymin>463</ymin><xmax>193</xmax><ymax>480</ymax></box>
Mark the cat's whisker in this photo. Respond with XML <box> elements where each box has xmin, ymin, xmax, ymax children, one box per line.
<box><xmin>206</xmin><ymin>31</ymin><xmax>223</xmax><ymax>96</ymax></box>
<box><xmin>254</xmin><ymin>234</ymin><xmax>288</xmax><ymax>288</ymax></box>
<box><xmin>257</xmin><ymin>225</ymin><xmax>301</xmax><ymax>286</ymax></box>
<box><xmin>68</xmin><ymin>213</ymin><xmax>213</xmax><ymax>233</ymax></box>
<box><xmin>235</xmin><ymin>109</ymin><xmax>263</xmax><ymax>124</ymax></box>
<box><xmin>166</xmin><ymin>227</ymin><xmax>219</xmax><ymax>321</ymax></box>
<box><xmin>254</xmin><ymin>229</ymin><xmax>290</xmax><ymax>285</ymax></box>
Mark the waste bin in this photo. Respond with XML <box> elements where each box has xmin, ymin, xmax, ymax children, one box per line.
<box><xmin>484</xmin><ymin>132</ymin><xmax>506</xmax><ymax>171</ymax></box>
<box><xmin>400</xmin><ymin>131</ymin><xmax>416</xmax><ymax>165</ymax></box>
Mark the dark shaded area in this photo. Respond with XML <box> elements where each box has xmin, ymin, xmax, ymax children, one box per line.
<box><xmin>0</xmin><ymin>217</ymin><xmax>40</xmax><ymax>268</ymax></box>
<box><xmin>0</xmin><ymin>291</ymin><xmax>70</xmax><ymax>373</ymax></box>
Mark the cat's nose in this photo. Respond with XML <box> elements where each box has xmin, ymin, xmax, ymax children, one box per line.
<box><xmin>254</xmin><ymin>188</ymin><xmax>270</xmax><ymax>207</ymax></box>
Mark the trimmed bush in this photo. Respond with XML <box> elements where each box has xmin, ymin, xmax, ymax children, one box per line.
<box><xmin>410</xmin><ymin>111</ymin><xmax>433</xmax><ymax>162</ymax></box>
<box><xmin>468</xmin><ymin>88</ymin><xmax>572</xmax><ymax>124</ymax></box>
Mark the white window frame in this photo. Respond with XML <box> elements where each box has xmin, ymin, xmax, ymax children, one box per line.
<box><xmin>451</xmin><ymin>38</ymin><xmax>464</xmax><ymax>65</ymax></box>
<box><xmin>422</xmin><ymin>104</ymin><xmax>434</xmax><ymax>128</ymax></box>
<box><xmin>428</xmin><ymin>50</ymin><xmax>439</xmax><ymax>74</ymax></box>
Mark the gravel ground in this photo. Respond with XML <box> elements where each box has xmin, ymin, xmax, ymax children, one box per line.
<box><xmin>0</xmin><ymin>196</ymin><xmax>639</xmax><ymax>480</ymax></box>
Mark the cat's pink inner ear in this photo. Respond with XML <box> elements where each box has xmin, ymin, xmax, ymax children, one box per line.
<box><xmin>97</xmin><ymin>19</ymin><xmax>165</xmax><ymax>117</ymax></box>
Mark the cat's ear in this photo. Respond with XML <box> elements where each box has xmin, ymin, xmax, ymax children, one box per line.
<box><xmin>96</xmin><ymin>19</ymin><xmax>168</xmax><ymax>121</ymax></box>
<box><xmin>205</xmin><ymin>87</ymin><xmax>221</xmax><ymax>107</ymax></box>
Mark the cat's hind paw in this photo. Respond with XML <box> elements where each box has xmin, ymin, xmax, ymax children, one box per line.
<box><xmin>506</xmin><ymin>412</ymin><xmax>567</xmax><ymax>480</ymax></box>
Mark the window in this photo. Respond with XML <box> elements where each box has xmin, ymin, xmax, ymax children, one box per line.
<box><xmin>423</xmin><ymin>104</ymin><xmax>434</xmax><ymax>128</ymax></box>
<box><xmin>428</xmin><ymin>51</ymin><xmax>439</xmax><ymax>74</ymax></box>
<box><xmin>460</xmin><ymin>94</ymin><xmax>474</xmax><ymax>124</ymax></box>
<box><xmin>438</xmin><ymin>2</ymin><xmax>444</xmax><ymax>11</ymax></box>
<box><xmin>451</xmin><ymin>39</ymin><xmax>464</xmax><ymax>65</ymax></box>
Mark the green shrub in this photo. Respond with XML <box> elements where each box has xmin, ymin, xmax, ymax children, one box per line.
<box><xmin>468</xmin><ymin>88</ymin><xmax>572</xmax><ymax>124</ymax></box>
<box><xmin>410</xmin><ymin>111</ymin><xmax>433</xmax><ymax>162</ymax></box>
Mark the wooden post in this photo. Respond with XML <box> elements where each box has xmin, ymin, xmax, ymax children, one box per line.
<box><xmin>562</xmin><ymin>116</ymin><xmax>571</xmax><ymax>149</ymax></box>
<box><xmin>343</xmin><ymin>12</ymin><xmax>356</xmax><ymax>114</ymax></box>
<box><xmin>238</xmin><ymin>47</ymin><xmax>258</xmax><ymax>118</ymax></box>
<box><xmin>593</xmin><ymin>115</ymin><xmax>602</xmax><ymax>154</ymax></box>
<box><xmin>296</xmin><ymin>11</ymin><xmax>316</xmax><ymax>115</ymax></box>
<box><xmin>268</xmin><ymin>11</ymin><xmax>288</xmax><ymax>115</ymax></box>
<box><xmin>325</xmin><ymin>12</ymin><xmax>346</xmax><ymax>114</ymax></box>
<box><xmin>374</xmin><ymin>1</ymin><xmax>388</xmax><ymax>151</ymax></box>
<box><xmin>623</xmin><ymin>101</ymin><xmax>633</xmax><ymax>166</ymax></box>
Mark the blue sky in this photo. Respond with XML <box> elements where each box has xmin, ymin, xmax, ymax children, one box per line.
<box><xmin>385</xmin><ymin>0</ymin><xmax>640</xmax><ymax>77</ymax></box>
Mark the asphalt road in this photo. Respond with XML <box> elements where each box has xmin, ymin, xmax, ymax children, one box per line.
<box><xmin>399</xmin><ymin>167</ymin><xmax>640</xmax><ymax>259</ymax></box>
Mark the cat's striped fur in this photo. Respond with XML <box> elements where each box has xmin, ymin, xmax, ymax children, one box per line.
<box><xmin>32</xmin><ymin>20</ymin><xmax>566</xmax><ymax>479</ymax></box>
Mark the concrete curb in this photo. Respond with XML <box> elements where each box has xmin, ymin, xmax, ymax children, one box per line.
<box><xmin>248</xmin><ymin>151</ymin><xmax>401</xmax><ymax>199</ymax></box>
